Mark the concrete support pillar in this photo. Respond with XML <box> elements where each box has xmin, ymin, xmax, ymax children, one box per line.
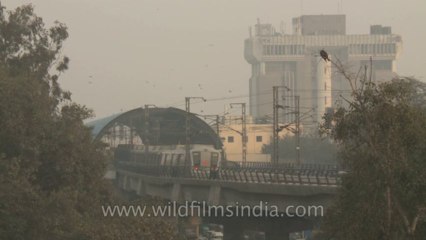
<box><xmin>265</xmin><ymin>230</ymin><xmax>289</xmax><ymax>240</ymax></box>
<box><xmin>208</xmin><ymin>185</ymin><xmax>221</xmax><ymax>205</ymax></box>
<box><xmin>136</xmin><ymin>178</ymin><xmax>145</xmax><ymax>195</ymax></box>
<box><xmin>223</xmin><ymin>222</ymin><xmax>245</xmax><ymax>240</ymax></box>
<box><xmin>171</xmin><ymin>183</ymin><xmax>181</xmax><ymax>202</ymax></box>
<box><xmin>122</xmin><ymin>175</ymin><xmax>129</xmax><ymax>190</ymax></box>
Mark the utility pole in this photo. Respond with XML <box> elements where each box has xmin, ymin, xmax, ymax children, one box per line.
<box><xmin>216</xmin><ymin>115</ymin><xmax>220</xmax><ymax>136</ymax></box>
<box><xmin>144</xmin><ymin>104</ymin><xmax>156</xmax><ymax>157</ymax></box>
<box><xmin>242</xmin><ymin>104</ymin><xmax>246</xmax><ymax>166</ymax></box>
<box><xmin>185</xmin><ymin>97</ymin><xmax>206</xmax><ymax>170</ymax></box>
<box><xmin>230</xmin><ymin>103</ymin><xmax>247</xmax><ymax>166</ymax></box>
<box><xmin>295</xmin><ymin>95</ymin><xmax>301</xmax><ymax>165</ymax></box>
<box><xmin>272</xmin><ymin>86</ymin><xmax>278</xmax><ymax>166</ymax></box>
<box><xmin>272</xmin><ymin>86</ymin><xmax>287</xmax><ymax>166</ymax></box>
<box><xmin>129</xmin><ymin>118</ymin><xmax>134</xmax><ymax>146</ymax></box>
<box><xmin>185</xmin><ymin>98</ymin><xmax>191</xmax><ymax>170</ymax></box>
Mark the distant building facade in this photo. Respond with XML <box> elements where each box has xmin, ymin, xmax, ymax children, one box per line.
<box><xmin>244</xmin><ymin>15</ymin><xmax>402</xmax><ymax>131</ymax></box>
<box><xmin>219</xmin><ymin>116</ymin><xmax>292</xmax><ymax>162</ymax></box>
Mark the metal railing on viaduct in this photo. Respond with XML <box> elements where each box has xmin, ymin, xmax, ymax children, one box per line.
<box><xmin>115</xmin><ymin>162</ymin><xmax>341</xmax><ymax>186</ymax></box>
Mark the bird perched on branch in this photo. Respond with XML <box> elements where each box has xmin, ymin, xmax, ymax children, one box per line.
<box><xmin>320</xmin><ymin>49</ymin><xmax>330</xmax><ymax>62</ymax></box>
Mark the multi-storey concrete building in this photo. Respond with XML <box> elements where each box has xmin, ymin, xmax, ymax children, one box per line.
<box><xmin>244</xmin><ymin>15</ymin><xmax>402</xmax><ymax>130</ymax></box>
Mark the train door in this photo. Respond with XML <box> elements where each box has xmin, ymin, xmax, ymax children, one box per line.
<box><xmin>164</xmin><ymin>154</ymin><xmax>171</xmax><ymax>166</ymax></box>
<box><xmin>200</xmin><ymin>150</ymin><xmax>212</xmax><ymax>170</ymax></box>
<box><xmin>210</xmin><ymin>152</ymin><xmax>219</xmax><ymax>179</ymax></box>
<box><xmin>160</xmin><ymin>153</ymin><xmax>168</xmax><ymax>166</ymax></box>
<box><xmin>211</xmin><ymin>152</ymin><xmax>219</xmax><ymax>168</ymax></box>
<box><xmin>192</xmin><ymin>151</ymin><xmax>201</xmax><ymax>170</ymax></box>
<box><xmin>176</xmin><ymin>154</ymin><xmax>184</xmax><ymax>166</ymax></box>
<box><xmin>170</xmin><ymin>154</ymin><xmax>174</xmax><ymax>166</ymax></box>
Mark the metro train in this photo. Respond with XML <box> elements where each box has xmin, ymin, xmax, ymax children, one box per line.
<box><xmin>114</xmin><ymin>144</ymin><xmax>223</xmax><ymax>173</ymax></box>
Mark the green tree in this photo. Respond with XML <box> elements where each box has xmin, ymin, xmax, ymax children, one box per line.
<box><xmin>320</xmin><ymin>60</ymin><xmax>426</xmax><ymax>239</ymax></box>
<box><xmin>0</xmin><ymin>3</ymin><xmax>177</xmax><ymax>239</ymax></box>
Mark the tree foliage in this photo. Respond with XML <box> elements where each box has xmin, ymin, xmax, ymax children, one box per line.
<box><xmin>0</xmin><ymin>3</ymin><xmax>177</xmax><ymax>239</ymax></box>
<box><xmin>321</xmin><ymin>59</ymin><xmax>426</xmax><ymax>239</ymax></box>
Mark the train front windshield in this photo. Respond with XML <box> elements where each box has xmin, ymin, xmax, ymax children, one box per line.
<box><xmin>192</xmin><ymin>150</ymin><xmax>221</xmax><ymax>170</ymax></box>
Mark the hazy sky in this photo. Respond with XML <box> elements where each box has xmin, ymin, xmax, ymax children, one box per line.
<box><xmin>3</xmin><ymin>0</ymin><xmax>426</xmax><ymax>119</ymax></box>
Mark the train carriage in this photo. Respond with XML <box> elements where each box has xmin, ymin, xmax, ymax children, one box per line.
<box><xmin>114</xmin><ymin>144</ymin><xmax>222</xmax><ymax>178</ymax></box>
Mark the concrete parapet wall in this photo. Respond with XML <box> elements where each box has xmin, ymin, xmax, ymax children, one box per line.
<box><xmin>117</xmin><ymin>170</ymin><xmax>337</xmax><ymax>213</ymax></box>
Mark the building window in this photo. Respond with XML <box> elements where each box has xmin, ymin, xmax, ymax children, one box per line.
<box><xmin>361</xmin><ymin>44</ymin><xmax>366</xmax><ymax>54</ymax></box>
<box><xmin>256</xmin><ymin>136</ymin><xmax>263</xmax><ymax>142</ymax></box>
<box><xmin>228</xmin><ymin>136</ymin><xmax>234</xmax><ymax>143</ymax></box>
<box><xmin>390</xmin><ymin>44</ymin><xmax>396</xmax><ymax>53</ymax></box>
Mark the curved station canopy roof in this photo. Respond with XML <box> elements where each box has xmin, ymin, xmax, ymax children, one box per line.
<box><xmin>87</xmin><ymin>107</ymin><xmax>222</xmax><ymax>149</ymax></box>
